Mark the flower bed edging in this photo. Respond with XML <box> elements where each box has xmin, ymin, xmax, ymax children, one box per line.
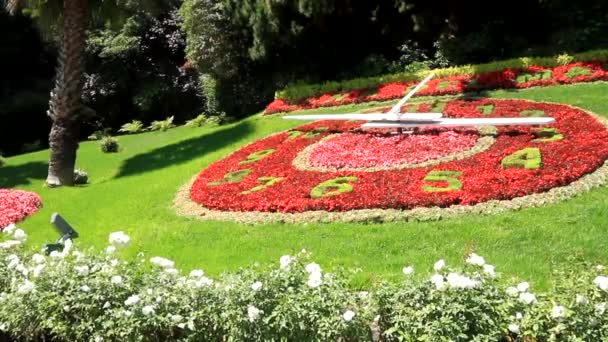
<box><xmin>176</xmin><ymin>100</ymin><xmax>608</xmax><ymax>224</ymax></box>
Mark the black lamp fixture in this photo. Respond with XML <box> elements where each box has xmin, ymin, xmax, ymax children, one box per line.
<box><xmin>43</xmin><ymin>213</ymin><xmax>79</xmax><ymax>255</ymax></box>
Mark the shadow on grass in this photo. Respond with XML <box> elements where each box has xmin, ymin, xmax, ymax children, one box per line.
<box><xmin>0</xmin><ymin>161</ymin><xmax>47</xmax><ymax>188</ymax></box>
<box><xmin>115</xmin><ymin>121</ymin><xmax>254</xmax><ymax>178</ymax></box>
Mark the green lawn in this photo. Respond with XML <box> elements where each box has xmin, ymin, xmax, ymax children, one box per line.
<box><xmin>2</xmin><ymin>82</ymin><xmax>608</xmax><ymax>290</ymax></box>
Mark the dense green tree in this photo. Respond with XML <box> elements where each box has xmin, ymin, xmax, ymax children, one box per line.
<box><xmin>5</xmin><ymin>0</ymin><xmax>159</xmax><ymax>186</ymax></box>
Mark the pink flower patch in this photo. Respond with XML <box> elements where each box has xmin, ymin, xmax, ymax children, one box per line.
<box><xmin>307</xmin><ymin>130</ymin><xmax>478</xmax><ymax>168</ymax></box>
<box><xmin>0</xmin><ymin>189</ymin><xmax>41</xmax><ymax>228</ymax></box>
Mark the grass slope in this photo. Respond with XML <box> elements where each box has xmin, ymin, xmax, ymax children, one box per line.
<box><xmin>2</xmin><ymin>82</ymin><xmax>608</xmax><ymax>289</ymax></box>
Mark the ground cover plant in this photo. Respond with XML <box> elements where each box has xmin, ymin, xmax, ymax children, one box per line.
<box><xmin>0</xmin><ymin>226</ymin><xmax>608</xmax><ymax>340</ymax></box>
<box><xmin>1</xmin><ymin>82</ymin><xmax>608</xmax><ymax>290</ymax></box>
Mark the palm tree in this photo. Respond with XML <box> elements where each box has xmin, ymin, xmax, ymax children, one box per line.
<box><xmin>6</xmin><ymin>0</ymin><xmax>88</xmax><ymax>186</ymax></box>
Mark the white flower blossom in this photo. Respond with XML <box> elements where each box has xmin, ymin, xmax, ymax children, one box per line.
<box><xmin>0</xmin><ymin>240</ymin><xmax>22</xmax><ymax>249</ymax></box>
<box><xmin>3</xmin><ymin>224</ymin><xmax>16</xmax><ymax>234</ymax></box>
<box><xmin>124</xmin><ymin>295</ymin><xmax>140</xmax><ymax>306</ymax></box>
<box><xmin>251</xmin><ymin>281</ymin><xmax>263</xmax><ymax>291</ymax></box>
<box><xmin>515</xmin><ymin>312</ymin><xmax>523</xmax><ymax>320</ymax></box>
<box><xmin>465</xmin><ymin>253</ymin><xmax>485</xmax><ymax>266</ymax></box>
<box><xmin>593</xmin><ymin>276</ymin><xmax>608</xmax><ymax>292</ymax></box>
<box><xmin>94</xmin><ymin>337</ymin><xmax>103</xmax><ymax>342</ymax></box>
<box><xmin>595</xmin><ymin>303</ymin><xmax>606</xmax><ymax>315</ymax></box>
<box><xmin>189</xmin><ymin>269</ymin><xmax>204</xmax><ymax>278</ymax></box>
<box><xmin>402</xmin><ymin>266</ymin><xmax>414</xmax><ymax>275</ymax></box>
<box><xmin>506</xmin><ymin>287</ymin><xmax>519</xmax><ymax>297</ymax></box>
<box><xmin>15</xmin><ymin>264</ymin><xmax>28</xmax><ymax>277</ymax></box>
<box><xmin>31</xmin><ymin>254</ymin><xmax>45</xmax><ymax>264</ymax></box>
<box><xmin>247</xmin><ymin>305</ymin><xmax>262</xmax><ymax>322</ymax></box>
<box><xmin>105</xmin><ymin>246</ymin><xmax>116</xmax><ymax>254</ymax></box>
<box><xmin>430</xmin><ymin>274</ymin><xmax>447</xmax><ymax>291</ymax></box>
<box><xmin>195</xmin><ymin>277</ymin><xmax>214</xmax><ymax>287</ymax></box>
<box><xmin>342</xmin><ymin>310</ymin><xmax>356</xmax><ymax>322</ymax></box>
<box><xmin>170</xmin><ymin>314</ymin><xmax>184</xmax><ymax>323</ymax></box>
<box><xmin>108</xmin><ymin>231</ymin><xmax>130</xmax><ymax>248</ymax></box>
<box><xmin>551</xmin><ymin>305</ymin><xmax>566</xmax><ymax>319</ymax></box>
<box><xmin>519</xmin><ymin>292</ymin><xmax>537</xmax><ymax>304</ymax></box>
<box><xmin>508</xmin><ymin>324</ymin><xmax>520</xmax><ymax>334</ymax></box>
<box><xmin>163</xmin><ymin>268</ymin><xmax>178</xmax><ymax>275</ymax></box>
<box><xmin>279</xmin><ymin>255</ymin><xmax>294</xmax><ymax>269</ymax></box>
<box><xmin>446</xmin><ymin>273</ymin><xmax>479</xmax><ymax>289</ymax></box>
<box><xmin>150</xmin><ymin>257</ymin><xmax>174</xmax><ymax>269</ymax></box>
<box><xmin>103</xmin><ymin>302</ymin><xmax>111</xmax><ymax>309</ymax></box>
<box><xmin>32</xmin><ymin>264</ymin><xmax>45</xmax><ymax>278</ymax></box>
<box><xmin>483</xmin><ymin>264</ymin><xmax>496</xmax><ymax>278</ymax></box>
<box><xmin>7</xmin><ymin>257</ymin><xmax>19</xmax><ymax>269</ymax></box>
<box><xmin>517</xmin><ymin>282</ymin><xmax>530</xmax><ymax>293</ymax></box>
<box><xmin>305</xmin><ymin>263</ymin><xmax>321</xmax><ymax>274</ymax></box>
<box><xmin>576</xmin><ymin>294</ymin><xmax>589</xmax><ymax>305</ymax></box>
<box><xmin>13</xmin><ymin>229</ymin><xmax>27</xmax><ymax>242</ymax></box>
<box><xmin>111</xmin><ymin>275</ymin><xmax>123</xmax><ymax>285</ymax></box>
<box><xmin>142</xmin><ymin>305</ymin><xmax>155</xmax><ymax>316</ymax></box>
<box><xmin>17</xmin><ymin>280</ymin><xmax>35</xmax><ymax>294</ymax></box>
<box><xmin>307</xmin><ymin>271</ymin><xmax>322</xmax><ymax>288</ymax></box>
<box><xmin>433</xmin><ymin>259</ymin><xmax>445</xmax><ymax>271</ymax></box>
<box><xmin>80</xmin><ymin>285</ymin><xmax>90</xmax><ymax>292</ymax></box>
<box><xmin>74</xmin><ymin>265</ymin><xmax>90</xmax><ymax>276</ymax></box>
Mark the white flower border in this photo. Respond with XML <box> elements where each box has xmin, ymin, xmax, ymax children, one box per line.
<box><xmin>174</xmin><ymin>100</ymin><xmax>608</xmax><ymax>224</ymax></box>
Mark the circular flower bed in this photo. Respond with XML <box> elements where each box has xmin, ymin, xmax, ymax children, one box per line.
<box><xmin>179</xmin><ymin>99</ymin><xmax>608</xmax><ymax>223</ymax></box>
<box><xmin>0</xmin><ymin>189</ymin><xmax>42</xmax><ymax>228</ymax></box>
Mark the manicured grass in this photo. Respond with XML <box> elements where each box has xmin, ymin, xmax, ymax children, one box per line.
<box><xmin>2</xmin><ymin>82</ymin><xmax>608</xmax><ymax>290</ymax></box>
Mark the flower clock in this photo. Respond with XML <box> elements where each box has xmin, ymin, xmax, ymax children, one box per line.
<box><xmin>178</xmin><ymin>99</ymin><xmax>608</xmax><ymax>223</ymax></box>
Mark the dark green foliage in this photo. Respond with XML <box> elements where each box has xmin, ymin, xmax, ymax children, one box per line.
<box><xmin>100</xmin><ymin>136</ymin><xmax>119</xmax><ymax>153</ymax></box>
<box><xmin>73</xmin><ymin>168</ymin><xmax>88</xmax><ymax>184</ymax></box>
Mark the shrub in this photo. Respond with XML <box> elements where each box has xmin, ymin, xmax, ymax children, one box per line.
<box><xmin>0</xmin><ymin>154</ymin><xmax>5</xmax><ymax>167</ymax></box>
<box><xmin>147</xmin><ymin>116</ymin><xmax>175</xmax><ymax>131</ymax></box>
<box><xmin>73</xmin><ymin>169</ymin><xmax>89</xmax><ymax>185</ymax></box>
<box><xmin>100</xmin><ymin>136</ymin><xmax>119</xmax><ymax>153</ymax></box>
<box><xmin>118</xmin><ymin>120</ymin><xmax>144</xmax><ymax>134</ymax></box>
<box><xmin>87</xmin><ymin>128</ymin><xmax>111</xmax><ymax>141</ymax></box>
<box><xmin>184</xmin><ymin>114</ymin><xmax>207</xmax><ymax>127</ymax></box>
<box><xmin>205</xmin><ymin>112</ymin><xmax>234</xmax><ymax>126</ymax></box>
<box><xmin>0</xmin><ymin>225</ymin><xmax>608</xmax><ymax>341</ymax></box>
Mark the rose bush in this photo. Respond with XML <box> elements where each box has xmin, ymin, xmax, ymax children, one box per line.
<box><xmin>1</xmin><ymin>225</ymin><xmax>608</xmax><ymax>341</ymax></box>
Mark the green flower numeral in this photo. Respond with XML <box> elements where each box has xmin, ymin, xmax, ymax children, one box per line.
<box><xmin>241</xmin><ymin>177</ymin><xmax>284</xmax><ymax>195</ymax></box>
<box><xmin>516</xmin><ymin>70</ymin><xmax>552</xmax><ymax>83</ymax></box>
<box><xmin>310</xmin><ymin>176</ymin><xmax>357</xmax><ymax>199</ymax></box>
<box><xmin>422</xmin><ymin>171</ymin><xmax>462</xmax><ymax>193</ymax></box>
<box><xmin>286</xmin><ymin>131</ymin><xmax>303</xmax><ymax>141</ymax></box>
<box><xmin>477</xmin><ymin>104</ymin><xmax>495</xmax><ymax>115</ymax></box>
<box><xmin>437</xmin><ymin>80</ymin><xmax>453</xmax><ymax>90</ymax></box>
<box><xmin>565</xmin><ymin>66</ymin><xmax>592</xmax><ymax>79</ymax></box>
<box><xmin>501</xmin><ymin>147</ymin><xmax>542</xmax><ymax>170</ymax></box>
<box><xmin>520</xmin><ymin>110</ymin><xmax>545</xmax><ymax>117</ymax></box>
<box><xmin>532</xmin><ymin>128</ymin><xmax>564</xmax><ymax>142</ymax></box>
<box><xmin>208</xmin><ymin>169</ymin><xmax>251</xmax><ymax>187</ymax></box>
<box><xmin>303</xmin><ymin>127</ymin><xmax>328</xmax><ymax>139</ymax></box>
<box><xmin>239</xmin><ymin>149</ymin><xmax>275</xmax><ymax>165</ymax></box>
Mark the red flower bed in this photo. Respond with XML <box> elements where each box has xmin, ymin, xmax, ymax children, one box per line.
<box><xmin>191</xmin><ymin>99</ymin><xmax>608</xmax><ymax>213</ymax></box>
<box><xmin>264</xmin><ymin>61</ymin><xmax>608</xmax><ymax>114</ymax></box>
<box><xmin>0</xmin><ymin>189</ymin><xmax>41</xmax><ymax>228</ymax></box>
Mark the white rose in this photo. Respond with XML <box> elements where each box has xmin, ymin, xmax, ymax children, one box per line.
<box><xmin>31</xmin><ymin>254</ymin><xmax>46</xmax><ymax>264</ymax></box>
<box><xmin>108</xmin><ymin>231</ymin><xmax>130</xmax><ymax>248</ymax></box>
<box><xmin>17</xmin><ymin>280</ymin><xmax>35</xmax><ymax>294</ymax></box>
<box><xmin>305</xmin><ymin>263</ymin><xmax>321</xmax><ymax>274</ymax></box>
<box><xmin>13</xmin><ymin>229</ymin><xmax>27</xmax><ymax>242</ymax></box>
<box><xmin>519</xmin><ymin>292</ymin><xmax>536</xmax><ymax>304</ymax></box>
<box><xmin>279</xmin><ymin>255</ymin><xmax>293</xmax><ymax>269</ymax></box>
<box><xmin>402</xmin><ymin>266</ymin><xmax>414</xmax><ymax>275</ymax></box>
<box><xmin>465</xmin><ymin>253</ymin><xmax>485</xmax><ymax>266</ymax></box>
<box><xmin>576</xmin><ymin>294</ymin><xmax>589</xmax><ymax>305</ymax></box>
<box><xmin>506</xmin><ymin>287</ymin><xmax>519</xmax><ymax>297</ymax></box>
<box><xmin>342</xmin><ymin>310</ymin><xmax>356</xmax><ymax>322</ymax></box>
<box><xmin>74</xmin><ymin>265</ymin><xmax>90</xmax><ymax>276</ymax></box>
<box><xmin>111</xmin><ymin>275</ymin><xmax>123</xmax><ymax>285</ymax></box>
<box><xmin>150</xmin><ymin>257</ymin><xmax>174</xmax><ymax>269</ymax></box>
<box><xmin>142</xmin><ymin>305</ymin><xmax>155</xmax><ymax>316</ymax></box>
<box><xmin>433</xmin><ymin>259</ymin><xmax>445</xmax><ymax>271</ymax></box>
<box><xmin>593</xmin><ymin>276</ymin><xmax>608</xmax><ymax>292</ymax></box>
<box><xmin>105</xmin><ymin>246</ymin><xmax>116</xmax><ymax>254</ymax></box>
<box><xmin>307</xmin><ymin>272</ymin><xmax>322</xmax><ymax>288</ymax></box>
<box><xmin>124</xmin><ymin>294</ymin><xmax>140</xmax><ymax>306</ymax></box>
<box><xmin>517</xmin><ymin>282</ymin><xmax>530</xmax><ymax>293</ymax></box>
<box><xmin>551</xmin><ymin>305</ymin><xmax>566</xmax><ymax>319</ymax></box>
<box><xmin>189</xmin><ymin>269</ymin><xmax>204</xmax><ymax>278</ymax></box>
<box><xmin>483</xmin><ymin>264</ymin><xmax>496</xmax><ymax>278</ymax></box>
<box><xmin>247</xmin><ymin>305</ymin><xmax>262</xmax><ymax>322</ymax></box>
<box><xmin>251</xmin><ymin>281</ymin><xmax>263</xmax><ymax>291</ymax></box>
<box><xmin>3</xmin><ymin>224</ymin><xmax>16</xmax><ymax>234</ymax></box>
<box><xmin>508</xmin><ymin>324</ymin><xmax>520</xmax><ymax>334</ymax></box>
<box><xmin>430</xmin><ymin>274</ymin><xmax>447</xmax><ymax>291</ymax></box>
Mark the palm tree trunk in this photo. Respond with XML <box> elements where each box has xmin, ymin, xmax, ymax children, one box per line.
<box><xmin>46</xmin><ymin>0</ymin><xmax>87</xmax><ymax>187</ymax></box>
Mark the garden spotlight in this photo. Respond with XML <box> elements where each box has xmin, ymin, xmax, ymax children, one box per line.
<box><xmin>43</xmin><ymin>213</ymin><xmax>79</xmax><ymax>255</ymax></box>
